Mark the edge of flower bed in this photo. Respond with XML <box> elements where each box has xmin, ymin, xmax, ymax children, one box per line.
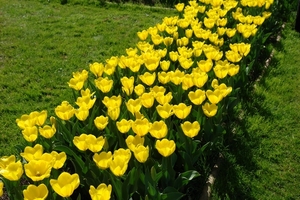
<box><xmin>198</xmin><ymin>23</ymin><xmax>286</xmax><ymax>200</ymax></box>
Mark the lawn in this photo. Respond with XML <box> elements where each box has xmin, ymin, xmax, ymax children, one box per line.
<box><xmin>0</xmin><ymin>0</ymin><xmax>176</xmax><ymax>156</ymax></box>
<box><xmin>211</xmin><ymin>15</ymin><xmax>300</xmax><ymax>200</ymax></box>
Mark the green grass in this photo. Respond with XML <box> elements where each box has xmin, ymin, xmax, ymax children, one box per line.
<box><xmin>211</xmin><ymin>16</ymin><xmax>300</xmax><ymax>200</ymax></box>
<box><xmin>0</xmin><ymin>0</ymin><xmax>176</xmax><ymax>156</ymax></box>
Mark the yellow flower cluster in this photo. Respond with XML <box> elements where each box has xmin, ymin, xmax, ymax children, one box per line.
<box><xmin>1</xmin><ymin>0</ymin><xmax>274</xmax><ymax>199</ymax></box>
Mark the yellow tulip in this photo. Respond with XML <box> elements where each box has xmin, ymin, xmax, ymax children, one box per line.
<box><xmin>75</xmin><ymin>94</ymin><xmax>96</xmax><ymax>110</ymax></box>
<box><xmin>188</xmin><ymin>89</ymin><xmax>206</xmax><ymax>105</ymax></box>
<box><xmin>94</xmin><ymin>116</ymin><xmax>109</xmax><ymax>130</ymax></box>
<box><xmin>132</xmin><ymin>118</ymin><xmax>151</xmax><ymax>137</ymax></box>
<box><xmin>225</xmin><ymin>50</ymin><xmax>243</xmax><ymax>63</ymax></box>
<box><xmin>202</xmin><ymin>102</ymin><xmax>218</xmax><ymax>117</ymax></box>
<box><xmin>16</xmin><ymin>113</ymin><xmax>36</xmax><ymax>130</ymax></box>
<box><xmin>156</xmin><ymin>103</ymin><xmax>173</xmax><ymax>119</ymax></box>
<box><xmin>134</xmin><ymin>84</ymin><xmax>145</xmax><ymax>96</ymax></box>
<box><xmin>0</xmin><ymin>155</ymin><xmax>16</xmax><ymax>169</ymax></box>
<box><xmin>169</xmin><ymin>69</ymin><xmax>185</xmax><ymax>85</ymax></box>
<box><xmin>116</xmin><ymin>119</ymin><xmax>132</xmax><ymax>134</ymax></box>
<box><xmin>93</xmin><ymin>151</ymin><xmax>112</xmax><ymax>170</ymax></box>
<box><xmin>95</xmin><ymin>77</ymin><xmax>113</xmax><ymax>93</ymax></box>
<box><xmin>87</xmin><ymin>135</ymin><xmax>106</xmax><ymax>153</ymax></box>
<box><xmin>24</xmin><ymin>160</ymin><xmax>52</xmax><ymax>181</ymax></box>
<box><xmin>143</xmin><ymin>52</ymin><xmax>160</xmax><ymax>71</ymax></box>
<box><xmin>149</xmin><ymin>121</ymin><xmax>168</xmax><ymax>139</ymax></box>
<box><xmin>213</xmin><ymin>62</ymin><xmax>229</xmax><ymax>79</ymax></box>
<box><xmin>151</xmin><ymin>34</ymin><xmax>163</xmax><ymax>45</ymax></box>
<box><xmin>125</xmin><ymin>135</ymin><xmax>145</xmax><ymax>151</ymax></box>
<box><xmin>121</xmin><ymin>76</ymin><xmax>134</xmax><ymax>96</ymax></box>
<box><xmin>155</xmin><ymin>139</ymin><xmax>176</xmax><ymax>157</ymax></box>
<box><xmin>125</xmin><ymin>99</ymin><xmax>142</xmax><ymax>116</ymax></box>
<box><xmin>73</xmin><ymin>134</ymin><xmax>89</xmax><ymax>151</ymax></box>
<box><xmin>75</xmin><ymin>107</ymin><xmax>89</xmax><ymax>121</ymax></box>
<box><xmin>51</xmin><ymin>151</ymin><xmax>67</xmax><ymax>169</ymax></box>
<box><xmin>228</xmin><ymin>63</ymin><xmax>240</xmax><ymax>76</ymax></box>
<box><xmin>89</xmin><ymin>62</ymin><xmax>104</xmax><ymax>77</ymax></box>
<box><xmin>136</xmin><ymin>41</ymin><xmax>153</xmax><ymax>52</ymax></box>
<box><xmin>163</xmin><ymin>37</ymin><xmax>173</xmax><ymax>46</ymax></box>
<box><xmin>0</xmin><ymin>181</ymin><xmax>3</xmax><ymax>197</ymax></box>
<box><xmin>206</xmin><ymin>89</ymin><xmax>223</xmax><ymax>104</ymax></box>
<box><xmin>107</xmin><ymin>106</ymin><xmax>120</xmax><ymax>121</ymax></box>
<box><xmin>169</xmin><ymin>51</ymin><xmax>178</xmax><ymax>62</ymax></box>
<box><xmin>139</xmin><ymin>92</ymin><xmax>155</xmax><ymax>108</ymax></box>
<box><xmin>155</xmin><ymin>92</ymin><xmax>173</xmax><ymax>105</ymax></box>
<box><xmin>182</xmin><ymin>74</ymin><xmax>194</xmax><ymax>90</ymax></box>
<box><xmin>89</xmin><ymin>183</ymin><xmax>112</xmax><ymax>200</ymax></box>
<box><xmin>23</xmin><ymin>184</ymin><xmax>48</xmax><ymax>200</ymax></box>
<box><xmin>0</xmin><ymin>159</ymin><xmax>23</xmax><ymax>181</ymax></box>
<box><xmin>197</xmin><ymin>59</ymin><xmax>213</xmax><ymax>73</ymax></box>
<box><xmin>133</xmin><ymin>145</ymin><xmax>149</xmax><ymax>163</ymax></box>
<box><xmin>30</xmin><ymin>110</ymin><xmax>47</xmax><ymax>126</ymax></box>
<box><xmin>50</xmin><ymin>172</ymin><xmax>80</xmax><ymax>198</ymax></box>
<box><xmin>226</xmin><ymin>28</ymin><xmax>236</xmax><ymax>38</ymax></box>
<box><xmin>20</xmin><ymin>144</ymin><xmax>43</xmax><ymax>161</ymax></box>
<box><xmin>160</xmin><ymin>60</ymin><xmax>171</xmax><ymax>71</ymax></box>
<box><xmin>179</xmin><ymin>57</ymin><xmax>194</xmax><ymax>70</ymax></box>
<box><xmin>39</xmin><ymin>125</ymin><xmax>56</xmax><ymax>139</ymax></box>
<box><xmin>137</xmin><ymin>30</ymin><xmax>148</xmax><ymax>41</ymax></box>
<box><xmin>126</xmin><ymin>47</ymin><xmax>138</xmax><ymax>56</ymax></box>
<box><xmin>68</xmin><ymin>69</ymin><xmax>88</xmax><ymax>91</ymax></box>
<box><xmin>150</xmin><ymin>86</ymin><xmax>166</xmax><ymax>97</ymax></box>
<box><xmin>204</xmin><ymin>17</ymin><xmax>215</xmax><ymax>29</ymax></box>
<box><xmin>22</xmin><ymin>126</ymin><xmax>38</xmax><ymax>142</ymax></box>
<box><xmin>185</xmin><ymin>29</ymin><xmax>193</xmax><ymax>38</ymax></box>
<box><xmin>158</xmin><ymin>71</ymin><xmax>170</xmax><ymax>84</ymax></box>
<box><xmin>139</xmin><ymin>72</ymin><xmax>156</xmax><ymax>86</ymax></box>
<box><xmin>175</xmin><ymin>3</ymin><xmax>185</xmax><ymax>12</ymax></box>
<box><xmin>181</xmin><ymin>121</ymin><xmax>200</xmax><ymax>138</ymax></box>
<box><xmin>102</xmin><ymin>95</ymin><xmax>122</xmax><ymax>109</ymax></box>
<box><xmin>217</xmin><ymin>18</ymin><xmax>227</xmax><ymax>26</ymax></box>
<box><xmin>109</xmin><ymin>157</ymin><xmax>128</xmax><ymax>177</ymax></box>
<box><xmin>156</xmin><ymin>23</ymin><xmax>166</xmax><ymax>32</ymax></box>
<box><xmin>173</xmin><ymin>103</ymin><xmax>192</xmax><ymax>119</ymax></box>
<box><xmin>55</xmin><ymin>101</ymin><xmax>75</xmax><ymax>121</ymax></box>
<box><xmin>217</xmin><ymin>27</ymin><xmax>227</xmax><ymax>36</ymax></box>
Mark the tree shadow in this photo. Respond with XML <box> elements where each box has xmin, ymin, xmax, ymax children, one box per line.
<box><xmin>211</xmin><ymin>32</ymin><xmax>283</xmax><ymax>200</ymax></box>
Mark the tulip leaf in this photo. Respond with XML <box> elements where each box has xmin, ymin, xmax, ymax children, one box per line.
<box><xmin>174</xmin><ymin>170</ymin><xmax>200</xmax><ymax>189</ymax></box>
<box><xmin>53</xmin><ymin>145</ymin><xmax>88</xmax><ymax>174</ymax></box>
<box><xmin>109</xmin><ymin>173</ymin><xmax>123</xmax><ymax>200</ymax></box>
<box><xmin>161</xmin><ymin>187</ymin><xmax>185</xmax><ymax>200</ymax></box>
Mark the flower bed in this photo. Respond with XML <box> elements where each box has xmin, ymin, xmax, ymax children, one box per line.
<box><xmin>0</xmin><ymin>0</ymin><xmax>275</xmax><ymax>199</ymax></box>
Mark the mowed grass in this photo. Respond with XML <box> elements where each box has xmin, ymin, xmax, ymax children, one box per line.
<box><xmin>211</xmin><ymin>16</ymin><xmax>300</xmax><ymax>199</ymax></box>
<box><xmin>0</xmin><ymin>0</ymin><xmax>176</xmax><ymax>156</ymax></box>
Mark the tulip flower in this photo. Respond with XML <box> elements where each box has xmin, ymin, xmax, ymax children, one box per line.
<box><xmin>75</xmin><ymin>107</ymin><xmax>89</xmax><ymax>121</ymax></box>
<box><xmin>206</xmin><ymin>89</ymin><xmax>223</xmax><ymax>104</ymax></box>
<box><xmin>125</xmin><ymin>135</ymin><xmax>145</xmax><ymax>151</ymax></box>
<box><xmin>149</xmin><ymin>121</ymin><xmax>168</xmax><ymax>139</ymax></box>
<box><xmin>102</xmin><ymin>95</ymin><xmax>122</xmax><ymax>108</ymax></box>
<box><xmin>89</xmin><ymin>62</ymin><xmax>104</xmax><ymax>77</ymax></box>
<box><xmin>50</xmin><ymin>172</ymin><xmax>80</xmax><ymax>198</ymax></box>
<box><xmin>68</xmin><ymin>70</ymin><xmax>88</xmax><ymax>90</ymax></box>
<box><xmin>181</xmin><ymin>121</ymin><xmax>201</xmax><ymax>138</ymax></box>
<box><xmin>20</xmin><ymin>144</ymin><xmax>44</xmax><ymax>161</ymax></box>
<box><xmin>175</xmin><ymin>3</ymin><xmax>184</xmax><ymax>12</ymax></box>
<box><xmin>94</xmin><ymin>116</ymin><xmax>109</xmax><ymax>130</ymax></box>
<box><xmin>23</xmin><ymin>184</ymin><xmax>48</xmax><ymax>200</ymax></box>
<box><xmin>89</xmin><ymin>183</ymin><xmax>112</xmax><ymax>200</ymax></box>
<box><xmin>125</xmin><ymin>99</ymin><xmax>142</xmax><ymax>116</ymax></box>
<box><xmin>16</xmin><ymin>113</ymin><xmax>36</xmax><ymax>130</ymax></box>
<box><xmin>55</xmin><ymin>101</ymin><xmax>75</xmax><ymax>121</ymax></box>
<box><xmin>158</xmin><ymin>71</ymin><xmax>170</xmax><ymax>84</ymax></box>
<box><xmin>202</xmin><ymin>102</ymin><xmax>218</xmax><ymax>117</ymax></box>
<box><xmin>73</xmin><ymin>134</ymin><xmax>89</xmax><ymax>151</ymax></box>
<box><xmin>109</xmin><ymin>157</ymin><xmax>129</xmax><ymax>177</ymax></box>
<box><xmin>156</xmin><ymin>103</ymin><xmax>173</xmax><ymax>119</ymax></box>
<box><xmin>39</xmin><ymin>125</ymin><xmax>56</xmax><ymax>139</ymax></box>
<box><xmin>87</xmin><ymin>135</ymin><xmax>105</xmax><ymax>153</ymax></box>
<box><xmin>155</xmin><ymin>139</ymin><xmax>176</xmax><ymax>157</ymax></box>
<box><xmin>140</xmin><ymin>92</ymin><xmax>155</xmax><ymax>108</ymax></box>
<box><xmin>22</xmin><ymin>126</ymin><xmax>38</xmax><ymax>142</ymax></box>
<box><xmin>155</xmin><ymin>92</ymin><xmax>173</xmax><ymax>105</ymax></box>
<box><xmin>0</xmin><ymin>181</ymin><xmax>3</xmax><ymax>197</ymax></box>
<box><xmin>134</xmin><ymin>84</ymin><xmax>145</xmax><ymax>96</ymax></box>
<box><xmin>138</xmin><ymin>72</ymin><xmax>156</xmax><ymax>86</ymax></box>
<box><xmin>0</xmin><ymin>157</ymin><xmax>23</xmax><ymax>181</ymax></box>
<box><xmin>132</xmin><ymin>118</ymin><xmax>151</xmax><ymax>137</ymax></box>
<box><xmin>133</xmin><ymin>145</ymin><xmax>149</xmax><ymax>163</ymax></box>
<box><xmin>160</xmin><ymin>60</ymin><xmax>171</xmax><ymax>71</ymax></box>
<box><xmin>121</xmin><ymin>76</ymin><xmax>134</xmax><ymax>96</ymax></box>
<box><xmin>197</xmin><ymin>59</ymin><xmax>213</xmax><ymax>73</ymax></box>
<box><xmin>51</xmin><ymin>151</ymin><xmax>67</xmax><ymax>169</ymax></box>
<box><xmin>95</xmin><ymin>77</ymin><xmax>113</xmax><ymax>93</ymax></box>
<box><xmin>173</xmin><ymin>103</ymin><xmax>192</xmax><ymax>119</ymax></box>
<box><xmin>93</xmin><ymin>151</ymin><xmax>112</xmax><ymax>170</ymax></box>
<box><xmin>116</xmin><ymin>119</ymin><xmax>132</xmax><ymax>134</ymax></box>
<box><xmin>188</xmin><ymin>89</ymin><xmax>206</xmax><ymax>105</ymax></box>
<box><xmin>137</xmin><ymin>30</ymin><xmax>148</xmax><ymax>41</ymax></box>
<box><xmin>24</xmin><ymin>160</ymin><xmax>52</xmax><ymax>181</ymax></box>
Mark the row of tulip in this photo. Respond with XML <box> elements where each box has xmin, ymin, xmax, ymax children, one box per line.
<box><xmin>1</xmin><ymin>0</ymin><xmax>276</xmax><ymax>199</ymax></box>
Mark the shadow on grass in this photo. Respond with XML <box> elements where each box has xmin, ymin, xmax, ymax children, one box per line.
<box><xmin>211</xmin><ymin>42</ymin><xmax>282</xmax><ymax>200</ymax></box>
